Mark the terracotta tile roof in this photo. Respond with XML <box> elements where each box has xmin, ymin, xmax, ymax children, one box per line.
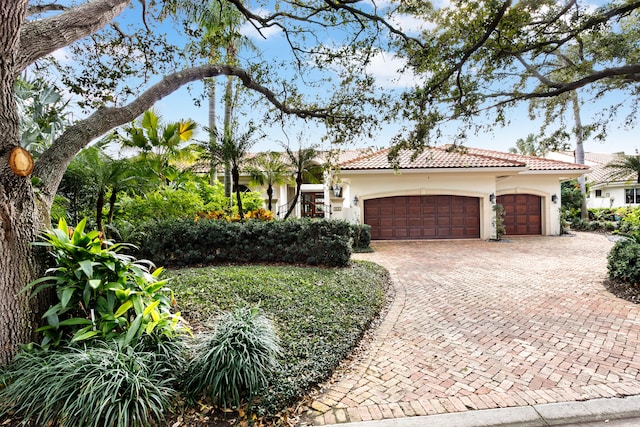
<box><xmin>340</xmin><ymin>147</ymin><xmax>525</xmax><ymax>170</ymax></box>
<box><xmin>549</xmin><ymin>151</ymin><xmax>637</xmax><ymax>183</ymax></box>
<box><xmin>339</xmin><ymin>146</ymin><xmax>590</xmax><ymax>172</ymax></box>
<box><xmin>463</xmin><ymin>147</ymin><xmax>590</xmax><ymax>171</ymax></box>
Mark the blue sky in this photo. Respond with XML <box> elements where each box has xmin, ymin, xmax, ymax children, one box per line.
<box><xmin>50</xmin><ymin>0</ymin><xmax>638</xmax><ymax>156</ymax></box>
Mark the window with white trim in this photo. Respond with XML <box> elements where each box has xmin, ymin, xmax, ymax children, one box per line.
<box><xmin>625</xmin><ymin>188</ymin><xmax>640</xmax><ymax>204</ymax></box>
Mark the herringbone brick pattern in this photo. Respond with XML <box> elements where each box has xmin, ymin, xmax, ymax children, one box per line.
<box><xmin>302</xmin><ymin>233</ymin><xmax>640</xmax><ymax>425</ymax></box>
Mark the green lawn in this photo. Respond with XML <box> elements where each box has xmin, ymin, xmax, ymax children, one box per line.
<box><xmin>167</xmin><ymin>260</ymin><xmax>390</xmax><ymax>416</ymax></box>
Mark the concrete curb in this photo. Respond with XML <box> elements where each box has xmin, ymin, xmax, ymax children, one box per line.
<box><xmin>323</xmin><ymin>395</ymin><xmax>640</xmax><ymax>427</ymax></box>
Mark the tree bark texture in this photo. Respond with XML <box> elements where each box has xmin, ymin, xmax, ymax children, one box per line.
<box><xmin>223</xmin><ymin>77</ymin><xmax>234</xmax><ymax>198</ymax></box>
<box><xmin>571</xmin><ymin>91</ymin><xmax>589</xmax><ymax>221</ymax></box>
<box><xmin>267</xmin><ymin>185</ymin><xmax>273</xmax><ymax>211</ymax></box>
<box><xmin>285</xmin><ymin>174</ymin><xmax>303</xmax><ymax>219</ymax></box>
<box><xmin>0</xmin><ymin>0</ymin><xmax>38</xmax><ymax>364</ymax></box>
<box><xmin>207</xmin><ymin>79</ymin><xmax>218</xmax><ymax>184</ymax></box>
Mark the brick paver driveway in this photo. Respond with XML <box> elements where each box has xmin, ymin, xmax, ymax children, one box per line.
<box><xmin>305</xmin><ymin>233</ymin><xmax>640</xmax><ymax>425</ymax></box>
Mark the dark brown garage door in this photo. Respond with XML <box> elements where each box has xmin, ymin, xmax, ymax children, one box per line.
<box><xmin>497</xmin><ymin>194</ymin><xmax>542</xmax><ymax>235</ymax></box>
<box><xmin>364</xmin><ymin>195</ymin><xmax>480</xmax><ymax>240</ymax></box>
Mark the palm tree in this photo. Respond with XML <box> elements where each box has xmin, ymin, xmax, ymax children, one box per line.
<box><xmin>64</xmin><ymin>140</ymin><xmax>140</xmax><ymax>236</ymax></box>
<box><xmin>197</xmin><ymin>1</ymin><xmax>245</xmax><ymax>192</ymax></box>
<box><xmin>606</xmin><ymin>154</ymin><xmax>640</xmax><ymax>184</ymax></box>
<box><xmin>167</xmin><ymin>0</ymin><xmax>251</xmax><ymax>190</ymax></box>
<box><xmin>121</xmin><ymin>109</ymin><xmax>197</xmax><ymax>185</ymax></box>
<box><xmin>212</xmin><ymin>124</ymin><xmax>262</xmax><ymax>218</ymax></box>
<box><xmin>247</xmin><ymin>151</ymin><xmax>292</xmax><ymax>212</ymax></box>
<box><xmin>283</xmin><ymin>145</ymin><xmax>322</xmax><ymax>219</ymax></box>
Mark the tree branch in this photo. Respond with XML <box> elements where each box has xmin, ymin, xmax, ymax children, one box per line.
<box><xmin>484</xmin><ymin>64</ymin><xmax>640</xmax><ymax>110</ymax></box>
<box><xmin>26</xmin><ymin>3</ymin><xmax>67</xmax><ymax>17</ymax></box>
<box><xmin>226</xmin><ymin>0</ymin><xmax>424</xmax><ymax>48</ymax></box>
<box><xmin>430</xmin><ymin>0</ymin><xmax>512</xmax><ymax>104</ymax></box>
<box><xmin>514</xmin><ymin>54</ymin><xmax>563</xmax><ymax>89</ymax></box>
<box><xmin>16</xmin><ymin>0</ymin><xmax>130</xmax><ymax>72</ymax></box>
<box><xmin>33</xmin><ymin>63</ymin><xmax>341</xmax><ymax>201</ymax></box>
<box><xmin>519</xmin><ymin>1</ymin><xmax>640</xmax><ymax>56</ymax></box>
<box><xmin>323</xmin><ymin>0</ymin><xmax>425</xmax><ymax>49</ymax></box>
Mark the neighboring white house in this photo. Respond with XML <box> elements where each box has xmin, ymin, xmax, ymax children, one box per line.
<box><xmin>244</xmin><ymin>147</ymin><xmax>587</xmax><ymax>240</ymax></box>
<box><xmin>546</xmin><ymin>151</ymin><xmax>634</xmax><ymax>209</ymax></box>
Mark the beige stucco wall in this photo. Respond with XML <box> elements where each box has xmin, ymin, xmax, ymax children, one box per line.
<box><xmin>338</xmin><ymin>169</ymin><xmax>568</xmax><ymax>238</ymax></box>
<box><xmin>259</xmin><ymin>167</ymin><xmax>579</xmax><ymax>238</ymax></box>
<box><xmin>339</xmin><ymin>170</ymin><xmax>505</xmax><ymax>240</ymax></box>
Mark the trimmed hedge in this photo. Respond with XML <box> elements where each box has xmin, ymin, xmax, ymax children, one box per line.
<box><xmin>137</xmin><ymin>218</ymin><xmax>354</xmax><ymax>267</ymax></box>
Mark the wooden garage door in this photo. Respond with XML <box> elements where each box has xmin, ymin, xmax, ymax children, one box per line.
<box><xmin>364</xmin><ymin>195</ymin><xmax>480</xmax><ymax>240</ymax></box>
<box><xmin>497</xmin><ymin>194</ymin><xmax>542</xmax><ymax>235</ymax></box>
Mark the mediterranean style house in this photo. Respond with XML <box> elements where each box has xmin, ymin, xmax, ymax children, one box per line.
<box><xmin>244</xmin><ymin>146</ymin><xmax>588</xmax><ymax>240</ymax></box>
<box><xmin>546</xmin><ymin>151</ymin><xmax>636</xmax><ymax>209</ymax></box>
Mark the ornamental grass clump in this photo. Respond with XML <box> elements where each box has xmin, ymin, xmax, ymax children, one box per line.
<box><xmin>185</xmin><ymin>306</ymin><xmax>282</xmax><ymax>409</ymax></box>
<box><xmin>0</xmin><ymin>342</ymin><xmax>177</xmax><ymax>427</ymax></box>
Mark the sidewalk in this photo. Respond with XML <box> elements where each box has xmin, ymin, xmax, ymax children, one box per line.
<box><xmin>323</xmin><ymin>395</ymin><xmax>640</xmax><ymax>426</ymax></box>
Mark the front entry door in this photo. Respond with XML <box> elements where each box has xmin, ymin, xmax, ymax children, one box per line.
<box><xmin>302</xmin><ymin>192</ymin><xmax>325</xmax><ymax>218</ymax></box>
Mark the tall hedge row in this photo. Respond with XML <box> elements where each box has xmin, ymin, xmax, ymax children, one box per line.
<box><xmin>137</xmin><ymin>218</ymin><xmax>356</xmax><ymax>267</ymax></box>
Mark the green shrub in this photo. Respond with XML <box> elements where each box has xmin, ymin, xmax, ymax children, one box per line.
<box><xmin>115</xmin><ymin>181</ymin><xmax>266</xmax><ymax>229</ymax></box>
<box><xmin>351</xmin><ymin>223</ymin><xmax>371</xmax><ymax>249</ymax></box>
<box><xmin>619</xmin><ymin>207</ymin><xmax>640</xmax><ymax>233</ymax></box>
<box><xmin>589</xmin><ymin>208</ymin><xmax>617</xmax><ymax>222</ymax></box>
<box><xmin>608</xmin><ymin>237</ymin><xmax>640</xmax><ymax>284</ymax></box>
<box><xmin>118</xmin><ymin>186</ymin><xmax>205</xmax><ymax>224</ymax></box>
<box><xmin>184</xmin><ymin>306</ymin><xmax>281</xmax><ymax>408</ymax></box>
<box><xmin>493</xmin><ymin>203</ymin><xmax>506</xmax><ymax>240</ymax></box>
<box><xmin>570</xmin><ymin>218</ymin><xmax>587</xmax><ymax>230</ymax></box>
<box><xmin>604</xmin><ymin>221</ymin><xmax>618</xmax><ymax>231</ymax></box>
<box><xmin>27</xmin><ymin>218</ymin><xmax>188</xmax><ymax>348</ymax></box>
<box><xmin>0</xmin><ymin>342</ymin><xmax>177</xmax><ymax>427</ymax></box>
<box><xmin>561</xmin><ymin>179</ymin><xmax>583</xmax><ymax>214</ymax></box>
<box><xmin>138</xmin><ymin>218</ymin><xmax>353</xmax><ymax>267</ymax></box>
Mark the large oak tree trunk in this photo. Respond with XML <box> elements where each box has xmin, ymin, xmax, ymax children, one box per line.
<box><xmin>0</xmin><ymin>0</ymin><xmax>131</xmax><ymax>363</ymax></box>
<box><xmin>0</xmin><ymin>185</ymin><xmax>40</xmax><ymax>364</ymax></box>
<box><xmin>0</xmin><ymin>0</ymin><xmax>43</xmax><ymax>364</ymax></box>
<box><xmin>0</xmin><ymin>167</ymin><xmax>42</xmax><ymax>365</ymax></box>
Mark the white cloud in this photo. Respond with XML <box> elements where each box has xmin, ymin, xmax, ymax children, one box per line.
<box><xmin>50</xmin><ymin>47</ymin><xmax>71</xmax><ymax>64</ymax></box>
<box><xmin>389</xmin><ymin>13</ymin><xmax>431</xmax><ymax>33</ymax></box>
<box><xmin>367</xmin><ymin>51</ymin><xmax>426</xmax><ymax>89</ymax></box>
<box><xmin>240</xmin><ymin>8</ymin><xmax>282</xmax><ymax>40</ymax></box>
<box><xmin>433</xmin><ymin>0</ymin><xmax>452</xmax><ymax>8</ymax></box>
